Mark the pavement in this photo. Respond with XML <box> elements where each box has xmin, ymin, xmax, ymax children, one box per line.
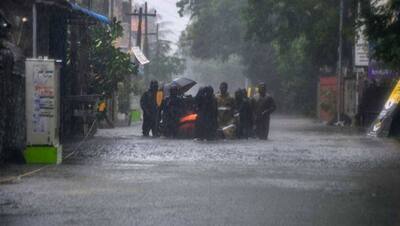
<box><xmin>1</xmin><ymin>116</ymin><xmax>400</xmax><ymax>226</ymax></box>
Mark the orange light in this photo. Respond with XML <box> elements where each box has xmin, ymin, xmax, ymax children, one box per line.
<box><xmin>180</xmin><ymin>114</ymin><xmax>197</xmax><ymax>123</ymax></box>
<box><xmin>156</xmin><ymin>91</ymin><xmax>164</xmax><ymax>107</ymax></box>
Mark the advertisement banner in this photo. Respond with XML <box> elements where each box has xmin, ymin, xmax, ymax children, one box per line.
<box><xmin>368</xmin><ymin>79</ymin><xmax>400</xmax><ymax>137</ymax></box>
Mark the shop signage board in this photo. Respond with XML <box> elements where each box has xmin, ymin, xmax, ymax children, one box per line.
<box><xmin>355</xmin><ymin>24</ymin><xmax>369</xmax><ymax>67</ymax></box>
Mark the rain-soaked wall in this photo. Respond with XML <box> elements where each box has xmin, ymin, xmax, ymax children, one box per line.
<box><xmin>0</xmin><ymin>43</ymin><xmax>26</xmax><ymax>163</ymax></box>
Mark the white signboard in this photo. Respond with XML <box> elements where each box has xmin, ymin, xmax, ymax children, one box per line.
<box><xmin>131</xmin><ymin>46</ymin><xmax>150</xmax><ymax>65</ymax></box>
<box><xmin>355</xmin><ymin>25</ymin><xmax>369</xmax><ymax>67</ymax></box>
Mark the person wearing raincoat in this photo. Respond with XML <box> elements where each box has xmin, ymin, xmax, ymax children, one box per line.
<box><xmin>195</xmin><ymin>86</ymin><xmax>218</xmax><ymax>140</ymax></box>
<box><xmin>160</xmin><ymin>86</ymin><xmax>184</xmax><ymax>138</ymax></box>
<box><xmin>216</xmin><ymin>82</ymin><xmax>235</xmax><ymax>131</ymax></box>
<box><xmin>140</xmin><ymin>80</ymin><xmax>159</xmax><ymax>137</ymax></box>
<box><xmin>234</xmin><ymin>89</ymin><xmax>253</xmax><ymax>139</ymax></box>
<box><xmin>252</xmin><ymin>83</ymin><xmax>276</xmax><ymax>140</ymax></box>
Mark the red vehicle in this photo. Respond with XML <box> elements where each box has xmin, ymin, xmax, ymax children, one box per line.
<box><xmin>161</xmin><ymin>77</ymin><xmax>198</xmax><ymax>138</ymax></box>
<box><xmin>178</xmin><ymin>113</ymin><xmax>198</xmax><ymax>138</ymax></box>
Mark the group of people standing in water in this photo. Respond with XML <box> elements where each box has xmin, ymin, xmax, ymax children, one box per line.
<box><xmin>140</xmin><ymin>80</ymin><xmax>276</xmax><ymax>140</ymax></box>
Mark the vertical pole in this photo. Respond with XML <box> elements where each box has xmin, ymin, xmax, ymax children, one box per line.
<box><xmin>32</xmin><ymin>3</ymin><xmax>37</xmax><ymax>58</ymax></box>
<box><xmin>144</xmin><ymin>2</ymin><xmax>148</xmax><ymax>51</ymax></box>
<box><xmin>134</xmin><ymin>7</ymin><xmax>143</xmax><ymax>75</ymax></box>
<box><xmin>155</xmin><ymin>24</ymin><xmax>159</xmax><ymax>58</ymax></box>
<box><xmin>109</xmin><ymin>0</ymin><xmax>114</xmax><ymax>18</ymax></box>
<box><xmin>337</xmin><ymin>0</ymin><xmax>344</xmax><ymax>123</ymax></box>
<box><xmin>144</xmin><ymin>2</ymin><xmax>149</xmax><ymax>78</ymax></box>
<box><xmin>136</xmin><ymin>8</ymin><xmax>143</xmax><ymax>48</ymax></box>
<box><xmin>127</xmin><ymin>0</ymin><xmax>133</xmax><ymax>126</ymax></box>
<box><xmin>128</xmin><ymin>0</ymin><xmax>132</xmax><ymax>51</ymax></box>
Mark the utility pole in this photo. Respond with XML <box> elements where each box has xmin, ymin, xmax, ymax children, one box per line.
<box><xmin>155</xmin><ymin>24</ymin><xmax>159</xmax><ymax>59</ymax></box>
<box><xmin>136</xmin><ymin>7</ymin><xmax>143</xmax><ymax>48</ymax></box>
<box><xmin>128</xmin><ymin>0</ymin><xmax>132</xmax><ymax>50</ymax></box>
<box><xmin>144</xmin><ymin>2</ymin><xmax>149</xmax><ymax>78</ymax></box>
<box><xmin>126</xmin><ymin>2</ymin><xmax>156</xmax><ymax>78</ymax></box>
<box><xmin>336</xmin><ymin>0</ymin><xmax>344</xmax><ymax>124</ymax></box>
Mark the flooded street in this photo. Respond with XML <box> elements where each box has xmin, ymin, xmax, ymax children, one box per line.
<box><xmin>1</xmin><ymin>116</ymin><xmax>400</xmax><ymax>226</ymax></box>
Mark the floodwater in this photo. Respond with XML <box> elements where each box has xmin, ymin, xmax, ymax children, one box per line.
<box><xmin>1</xmin><ymin>116</ymin><xmax>400</xmax><ymax>226</ymax></box>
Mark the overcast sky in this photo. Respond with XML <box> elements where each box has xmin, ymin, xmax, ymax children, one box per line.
<box><xmin>135</xmin><ymin>0</ymin><xmax>189</xmax><ymax>48</ymax></box>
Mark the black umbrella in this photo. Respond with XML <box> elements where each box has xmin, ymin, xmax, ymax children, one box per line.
<box><xmin>164</xmin><ymin>77</ymin><xmax>197</xmax><ymax>96</ymax></box>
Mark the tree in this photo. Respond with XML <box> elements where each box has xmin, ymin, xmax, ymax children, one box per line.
<box><xmin>177</xmin><ymin>0</ymin><xmax>354</xmax><ymax>114</ymax></box>
<box><xmin>244</xmin><ymin>0</ymin><xmax>356</xmax><ymax>114</ymax></box>
<box><xmin>361</xmin><ymin>0</ymin><xmax>400</xmax><ymax>69</ymax></box>
<box><xmin>177</xmin><ymin>0</ymin><xmax>246</xmax><ymax>60</ymax></box>
<box><xmin>149</xmin><ymin>39</ymin><xmax>186</xmax><ymax>82</ymax></box>
<box><xmin>244</xmin><ymin>0</ymin><xmax>348</xmax><ymax>69</ymax></box>
<box><xmin>177</xmin><ymin>0</ymin><xmax>277</xmax><ymax>83</ymax></box>
<box><xmin>86</xmin><ymin>20</ymin><xmax>136</xmax><ymax>96</ymax></box>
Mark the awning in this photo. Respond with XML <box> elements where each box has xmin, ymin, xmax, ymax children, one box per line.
<box><xmin>69</xmin><ymin>3</ymin><xmax>111</xmax><ymax>25</ymax></box>
<box><xmin>35</xmin><ymin>1</ymin><xmax>111</xmax><ymax>25</ymax></box>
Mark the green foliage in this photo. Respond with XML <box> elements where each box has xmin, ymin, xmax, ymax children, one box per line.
<box><xmin>186</xmin><ymin>56</ymin><xmax>246</xmax><ymax>91</ymax></box>
<box><xmin>177</xmin><ymin>0</ymin><xmax>276</xmax><ymax>84</ymax></box>
<box><xmin>87</xmin><ymin>21</ymin><xmax>136</xmax><ymax>96</ymax></box>
<box><xmin>272</xmin><ymin>36</ymin><xmax>316</xmax><ymax>113</ymax></box>
<box><xmin>361</xmin><ymin>0</ymin><xmax>400</xmax><ymax>69</ymax></box>
<box><xmin>177</xmin><ymin>0</ymin><xmax>354</xmax><ymax>114</ymax></box>
<box><xmin>244</xmin><ymin>0</ymin><xmax>356</xmax><ymax>114</ymax></box>
<box><xmin>178</xmin><ymin>0</ymin><xmax>246</xmax><ymax>60</ymax></box>
<box><xmin>149</xmin><ymin>39</ymin><xmax>186</xmax><ymax>82</ymax></box>
<box><xmin>244</xmin><ymin>0</ymin><xmax>345</xmax><ymax>68</ymax></box>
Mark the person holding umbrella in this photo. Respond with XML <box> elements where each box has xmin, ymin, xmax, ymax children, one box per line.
<box><xmin>163</xmin><ymin>77</ymin><xmax>197</xmax><ymax>97</ymax></box>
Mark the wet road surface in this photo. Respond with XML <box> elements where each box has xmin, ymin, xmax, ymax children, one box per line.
<box><xmin>1</xmin><ymin>116</ymin><xmax>400</xmax><ymax>225</ymax></box>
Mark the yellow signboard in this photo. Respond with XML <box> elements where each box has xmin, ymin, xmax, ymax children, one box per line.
<box><xmin>388</xmin><ymin>80</ymin><xmax>400</xmax><ymax>104</ymax></box>
<box><xmin>369</xmin><ymin>79</ymin><xmax>400</xmax><ymax>137</ymax></box>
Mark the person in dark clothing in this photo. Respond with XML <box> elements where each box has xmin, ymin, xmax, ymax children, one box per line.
<box><xmin>234</xmin><ymin>89</ymin><xmax>253</xmax><ymax>139</ymax></box>
<box><xmin>160</xmin><ymin>85</ymin><xmax>184</xmax><ymax>138</ymax></box>
<box><xmin>194</xmin><ymin>87</ymin><xmax>206</xmax><ymax>139</ymax></box>
<box><xmin>252</xmin><ymin>83</ymin><xmax>276</xmax><ymax>140</ymax></box>
<box><xmin>195</xmin><ymin>86</ymin><xmax>218</xmax><ymax>140</ymax></box>
<box><xmin>140</xmin><ymin>80</ymin><xmax>159</xmax><ymax>137</ymax></box>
